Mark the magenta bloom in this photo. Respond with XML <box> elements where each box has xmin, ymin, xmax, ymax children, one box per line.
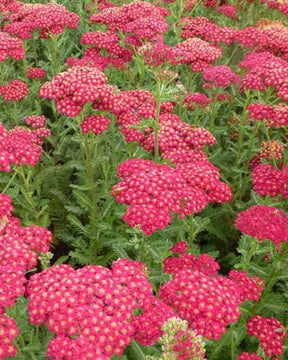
<box><xmin>235</xmin><ymin>205</ymin><xmax>288</xmax><ymax>248</ymax></box>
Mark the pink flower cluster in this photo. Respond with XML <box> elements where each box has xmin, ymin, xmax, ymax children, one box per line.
<box><xmin>0</xmin><ymin>31</ymin><xmax>25</xmax><ymax>61</ymax></box>
<box><xmin>80</xmin><ymin>115</ymin><xmax>111</xmax><ymax>135</ymax></box>
<box><xmin>235</xmin><ymin>205</ymin><xmax>288</xmax><ymax>248</ymax></box>
<box><xmin>3</xmin><ymin>2</ymin><xmax>79</xmax><ymax>39</ymax></box>
<box><xmin>258</xmin><ymin>23</ymin><xmax>288</xmax><ymax>61</ymax></box>
<box><xmin>252</xmin><ymin>164</ymin><xmax>288</xmax><ymax>199</ymax></box>
<box><xmin>0</xmin><ymin>194</ymin><xmax>51</xmax><ymax>358</ymax></box>
<box><xmin>202</xmin><ymin>65</ymin><xmax>239</xmax><ymax>88</ymax></box>
<box><xmin>0</xmin><ymin>0</ymin><xmax>21</xmax><ymax>15</ymax></box>
<box><xmin>141</xmin><ymin>114</ymin><xmax>217</xmax><ymax>164</ymax></box>
<box><xmin>0</xmin><ymin>122</ymin><xmax>50</xmax><ymax>171</ymax></box>
<box><xmin>80</xmin><ymin>31</ymin><xmax>132</xmax><ymax>70</ymax></box>
<box><xmin>159</xmin><ymin>269</ymin><xmax>241</xmax><ymax>339</ymax></box>
<box><xmin>137</xmin><ymin>41</ymin><xmax>175</xmax><ymax>67</ymax></box>
<box><xmin>25</xmin><ymin>115</ymin><xmax>46</xmax><ymax>129</ymax></box>
<box><xmin>238</xmin><ymin>353</ymin><xmax>263</xmax><ymax>360</ymax></box>
<box><xmin>181</xmin><ymin>17</ymin><xmax>235</xmax><ymax>45</ymax></box>
<box><xmin>228</xmin><ymin>270</ymin><xmax>264</xmax><ymax>302</ymax></box>
<box><xmin>171</xmin><ymin>241</ymin><xmax>188</xmax><ymax>254</ymax></box>
<box><xmin>268</xmin><ymin>0</ymin><xmax>288</xmax><ymax>15</ymax></box>
<box><xmin>0</xmin><ymin>194</ymin><xmax>52</xmax><ymax>310</ymax></box>
<box><xmin>112</xmin><ymin>159</ymin><xmax>232</xmax><ymax>234</ymax></box>
<box><xmin>247</xmin><ymin>103</ymin><xmax>288</xmax><ymax>128</ymax></box>
<box><xmin>27</xmin><ymin>259</ymin><xmax>174</xmax><ymax>359</ymax></box>
<box><xmin>249</xmin><ymin>140</ymin><xmax>284</xmax><ymax>170</ymax></box>
<box><xmin>184</xmin><ymin>92</ymin><xmax>212</xmax><ymax>110</ymax></box>
<box><xmin>164</xmin><ymin>252</ymin><xmax>220</xmax><ymax>276</ymax></box>
<box><xmin>247</xmin><ymin>315</ymin><xmax>286</xmax><ymax>356</ymax></box>
<box><xmin>173</xmin><ymin>38</ymin><xmax>222</xmax><ymax>72</ymax></box>
<box><xmin>259</xmin><ymin>140</ymin><xmax>284</xmax><ymax>161</ymax></box>
<box><xmin>71</xmin><ymin>1</ymin><xmax>171</xmax><ymax>69</ymax></box>
<box><xmin>112</xmin><ymin>89</ymin><xmax>217</xmax><ymax>164</ymax></box>
<box><xmin>0</xmin><ymin>80</ymin><xmax>28</xmax><ymax>101</ymax></box>
<box><xmin>90</xmin><ymin>1</ymin><xmax>169</xmax><ymax>43</ymax></box>
<box><xmin>217</xmin><ymin>5</ymin><xmax>237</xmax><ymax>19</ymax></box>
<box><xmin>180</xmin><ymin>17</ymin><xmax>288</xmax><ymax>66</ymax></box>
<box><xmin>175</xmin><ymin>161</ymin><xmax>233</xmax><ymax>203</ymax></box>
<box><xmin>240</xmin><ymin>52</ymin><xmax>288</xmax><ymax>98</ymax></box>
<box><xmin>131</xmin><ymin>296</ymin><xmax>175</xmax><ymax>346</ymax></box>
<box><xmin>39</xmin><ymin>66</ymin><xmax>115</xmax><ymax>117</ymax></box>
<box><xmin>27</xmin><ymin>67</ymin><xmax>47</xmax><ymax>79</ymax></box>
<box><xmin>0</xmin><ymin>314</ymin><xmax>19</xmax><ymax>359</ymax></box>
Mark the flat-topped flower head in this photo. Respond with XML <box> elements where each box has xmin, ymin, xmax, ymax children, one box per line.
<box><xmin>247</xmin><ymin>315</ymin><xmax>286</xmax><ymax>356</ymax></box>
<box><xmin>235</xmin><ymin>205</ymin><xmax>288</xmax><ymax>248</ymax></box>
<box><xmin>0</xmin><ymin>123</ymin><xmax>50</xmax><ymax>171</ymax></box>
<box><xmin>0</xmin><ymin>32</ymin><xmax>25</xmax><ymax>61</ymax></box>
<box><xmin>3</xmin><ymin>2</ymin><xmax>79</xmax><ymax>39</ymax></box>
<box><xmin>39</xmin><ymin>66</ymin><xmax>115</xmax><ymax>117</ymax></box>
<box><xmin>112</xmin><ymin>159</ymin><xmax>232</xmax><ymax>234</ymax></box>
<box><xmin>0</xmin><ymin>80</ymin><xmax>28</xmax><ymax>102</ymax></box>
<box><xmin>80</xmin><ymin>115</ymin><xmax>111</xmax><ymax>135</ymax></box>
<box><xmin>159</xmin><ymin>269</ymin><xmax>241</xmax><ymax>339</ymax></box>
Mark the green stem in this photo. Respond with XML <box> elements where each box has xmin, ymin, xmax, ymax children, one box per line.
<box><xmin>50</xmin><ymin>35</ymin><xmax>60</xmax><ymax>75</ymax></box>
<box><xmin>154</xmin><ymin>81</ymin><xmax>165</xmax><ymax>164</ymax></box>
<box><xmin>77</xmin><ymin>115</ymin><xmax>99</xmax><ymax>247</ymax></box>
<box><xmin>139</xmin><ymin>235</ymin><xmax>146</xmax><ymax>263</ymax></box>
<box><xmin>187</xmin><ymin>215</ymin><xmax>195</xmax><ymax>251</ymax></box>
<box><xmin>18</xmin><ymin>166</ymin><xmax>36</xmax><ymax>210</ymax></box>
<box><xmin>32</xmin><ymin>35</ymin><xmax>38</xmax><ymax>66</ymax></box>
<box><xmin>2</xmin><ymin>169</ymin><xmax>18</xmax><ymax>193</ymax></box>
<box><xmin>242</xmin><ymin>236</ymin><xmax>258</xmax><ymax>271</ymax></box>
<box><xmin>246</xmin><ymin>121</ymin><xmax>261</xmax><ymax>169</ymax></box>
<box><xmin>231</xmin><ymin>325</ymin><xmax>236</xmax><ymax>360</ymax></box>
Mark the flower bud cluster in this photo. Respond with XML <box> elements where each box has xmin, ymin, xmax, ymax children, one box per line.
<box><xmin>147</xmin><ymin>317</ymin><xmax>206</xmax><ymax>360</ymax></box>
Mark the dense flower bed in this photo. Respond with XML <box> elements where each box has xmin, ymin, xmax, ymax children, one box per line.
<box><xmin>0</xmin><ymin>0</ymin><xmax>287</xmax><ymax>359</ymax></box>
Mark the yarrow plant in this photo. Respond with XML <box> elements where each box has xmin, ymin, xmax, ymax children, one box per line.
<box><xmin>0</xmin><ymin>0</ymin><xmax>287</xmax><ymax>359</ymax></box>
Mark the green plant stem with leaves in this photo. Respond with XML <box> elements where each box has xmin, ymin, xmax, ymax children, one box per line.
<box><xmin>154</xmin><ymin>80</ymin><xmax>166</xmax><ymax>164</ymax></box>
